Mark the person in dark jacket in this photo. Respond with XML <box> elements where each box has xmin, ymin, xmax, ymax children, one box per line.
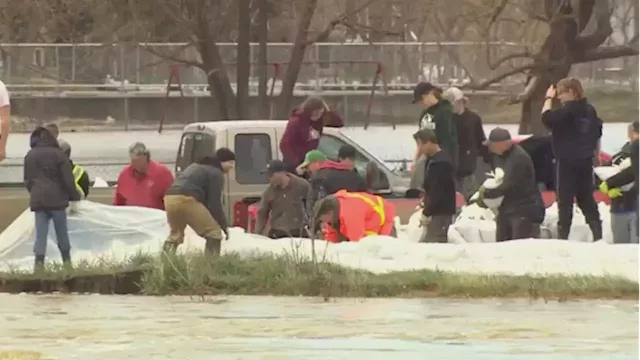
<box><xmin>279</xmin><ymin>96</ymin><xmax>344</xmax><ymax>171</ymax></box>
<box><xmin>541</xmin><ymin>77</ymin><xmax>603</xmax><ymax>240</ymax></box>
<box><xmin>163</xmin><ymin>148</ymin><xmax>235</xmax><ymax>255</ymax></box>
<box><xmin>413</xmin><ymin>129</ymin><xmax>456</xmax><ymax>243</ymax></box>
<box><xmin>299</xmin><ymin>150</ymin><xmax>368</xmax><ymax>215</ymax></box>
<box><xmin>410</xmin><ymin>82</ymin><xmax>458</xmax><ymax>189</ymax></box>
<box><xmin>599</xmin><ymin>121</ymin><xmax>639</xmax><ymax>243</ymax></box>
<box><xmin>58</xmin><ymin>139</ymin><xmax>90</xmax><ymax>199</ymax></box>
<box><xmin>443</xmin><ymin>86</ymin><xmax>488</xmax><ymax>200</ymax></box>
<box><xmin>24</xmin><ymin>126</ymin><xmax>81</xmax><ymax>271</ymax></box>
<box><xmin>256</xmin><ymin>160</ymin><xmax>313</xmax><ymax>239</ymax></box>
<box><xmin>482</xmin><ymin>128</ymin><xmax>545</xmax><ymax>242</ymax></box>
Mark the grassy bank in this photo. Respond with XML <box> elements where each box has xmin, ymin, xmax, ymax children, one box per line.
<box><xmin>0</xmin><ymin>253</ymin><xmax>637</xmax><ymax>300</ymax></box>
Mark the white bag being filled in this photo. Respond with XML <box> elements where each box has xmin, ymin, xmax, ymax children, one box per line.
<box><xmin>594</xmin><ymin>157</ymin><xmax>634</xmax><ymax>191</ymax></box>
<box><xmin>469</xmin><ymin>167</ymin><xmax>505</xmax><ymax>209</ymax></box>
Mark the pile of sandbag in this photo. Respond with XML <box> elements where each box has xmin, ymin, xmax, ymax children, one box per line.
<box><xmin>468</xmin><ymin>168</ymin><xmax>505</xmax><ymax>210</ymax></box>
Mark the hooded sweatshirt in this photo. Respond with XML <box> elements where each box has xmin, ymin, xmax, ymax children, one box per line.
<box><xmin>24</xmin><ymin>127</ymin><xmax>80</xmax><ymax>211</ymax></box>
<box><xmin>542</xmin><ymin>98</ymin><xmax>603</xmax><ymax>161</ymax></box>
<box><xmin>418</xmin><ymin>99</ymin><xmax>458</xmax><ymax>161</ymax></box>
<box><xmin>279</xmin><ymin>108</ymin><xmax>344</xmax><ymax>167</ymax></box>
<box><xmin>307</xmin><ymin>160</ymin><xmax>367</xmax><ymax>216</ymax></box>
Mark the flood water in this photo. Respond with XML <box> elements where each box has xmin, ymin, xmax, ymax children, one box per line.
<box><xmin>0</xmin><ymin>295</ymin><xmax>637</xmax><ymax>359</ymax></box>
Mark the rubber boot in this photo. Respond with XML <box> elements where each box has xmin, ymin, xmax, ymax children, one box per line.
<box><xmin>61</xmin><ymin>252</ymin><xmax>73</xmax><ymax>272</ymax></box>
<box><xmin>34</xmin><ymin>255</ymin><xmax>45</xmax><ymax>273</ymax></box>
<box><xmin>588</xmin><ymin>221</ymin><xmax>603</xmax><ymax>242</ymax></box>
<box><xmin>204</xmin><ymin>237</ymin><xmax>222</xmax><ymax>256</ymax></box>
<box><xmin>557</xmin><ymin>224</ymin><xmax>570</xmax><ymax>240</ymax></box>
<box><xmin>163</xmin><ymin>241</ymin><xmax>179</xmax><ymax>254</ymax></box>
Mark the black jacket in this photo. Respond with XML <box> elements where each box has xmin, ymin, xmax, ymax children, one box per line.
<box><xmin>166</xmin><ymin>159</ymin><xmax>228</xmax><ymax>233</ymax></box>
<box><xmin>308</xmin><ymin>160</ymin><xmax>367</xmax><ymax>213</ymax></box>
<box><xmin>484</xmin><ymin>144</ymin><xmax>545</xmax><ymax>222</ymax></box>
<box><xmin>541</xmin><ymin>98</ymin><xmax>603</xmax><ymax>161</ymax></box>
<box><xmin>24</xmin><ymin>127</ymin><xmax>80</xmax><ymax>211</ymax></box>
<box><xmin>422</xmin><ymin>150</ymin><xmax>456</xmax><ymax>216</ymax></box>
<box><xmin>454</xmin><ymin>109</ymin><xmax>489</xmax><ymax>176</ymax></box>
<box><xmin>607</xmin><ymin>139</ymin><xmax>639</xmax><ymax>211</ymax></box>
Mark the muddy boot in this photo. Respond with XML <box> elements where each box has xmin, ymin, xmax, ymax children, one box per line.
<box><xmin>204</xmin><ymin>237</ymin><xmax>222</xmax><ymax>256</ymax></box>
<box><xmin>163</xmin><ymin>241</ymin><xmax>179</xmax><ymax>254</ymax></box>
<box><xmin>34</xmin><ymin>255</ymin><xmax>45</xmax><ymax>274</ymax></box>
<box><xmin>61</xmin><ymin>252</ymin><xmax>73</xmax><ymax>272</ymax></box>
<box><xmin>588</xmin><ymin>221</ymin><xmax>603</xmax><ymax>242</ymax></box>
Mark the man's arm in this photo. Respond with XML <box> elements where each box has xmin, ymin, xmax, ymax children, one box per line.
<box><xmin>483</xmin><ymin>155</ymin><xmax>523</xmax><ymax>198</ymax></box>
<box><xmin>255</xmin><ymin>188</ymin><xmax>272</xmax><ymax>235</ymax></box>
<box><xmin>112</xmin><ymin>172</ymin><xmax>127</xmax><ymax>205</ymax></box>
<box><xmin>207</xmin><ymin>173</ymin><xmax>229</xmax><ymax>235</ymax></box>
<box><xmin>23</xmin><ymin>154</ymin><xmax>33</xmax><ymax>192</ymax></box>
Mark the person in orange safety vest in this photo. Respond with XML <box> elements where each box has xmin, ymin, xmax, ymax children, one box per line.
<box><xmin>312</xmin><ymin>189</ymin><xmax>396</xmax><ymax>242</ymax></box>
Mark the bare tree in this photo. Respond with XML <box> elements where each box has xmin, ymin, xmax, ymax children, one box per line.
<box><xmin>424</xmin><ymin>0</ymin><xmax>639</xmax><ymax>134</ymax></box>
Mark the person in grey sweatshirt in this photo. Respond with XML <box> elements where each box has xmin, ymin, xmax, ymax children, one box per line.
<box><xmin>163</xmin><ymin>148</ymin><xmax>235</xmax><ymax>255</ymax></box>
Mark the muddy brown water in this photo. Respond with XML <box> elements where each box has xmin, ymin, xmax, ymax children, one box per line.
<box><xmin>0</xmin><ymin>295</ymin><xmax>636</xmax><ymax>359</ymax></box>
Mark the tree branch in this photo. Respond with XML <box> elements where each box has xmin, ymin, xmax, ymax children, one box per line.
<box><xmin>463</xmin><ymin>63</ymin><xmax>540</xmax><ymax>90</ymax></box>
<box><xmin>575</xmin><ymin>35</ymin><xmax>639</xmax><ymax>63</ymax></box>
<box><xmin>304</xmin><ymin>0</ymin><xmax>378</xmax><ymax>45</ymax></box>
<box><xmin>141</xmin><ymin>42</ymin><xmax>205</xmax><ymax>70</ymax></box>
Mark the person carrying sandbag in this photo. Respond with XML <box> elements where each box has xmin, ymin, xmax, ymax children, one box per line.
<box><xmin>598</xmin><ymin>121</ymin><xmax>639</xmax><ymax>243</ymax></box>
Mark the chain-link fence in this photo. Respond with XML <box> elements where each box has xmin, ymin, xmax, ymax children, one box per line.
<box><xmin>2</xmin><ymin>42</ymin><xmax>637</xmax><ymax>89</ymax></box>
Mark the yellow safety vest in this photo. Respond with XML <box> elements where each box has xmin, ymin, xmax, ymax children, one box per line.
<box><xmin>72</xmin><ymin>164</ymin><xmax>86</xmax><ymax>198</ymax></box>
<box><xmin>341</xmin><ymin>192</ymin><xmax>385</xmax><ymax>236</ymax></box>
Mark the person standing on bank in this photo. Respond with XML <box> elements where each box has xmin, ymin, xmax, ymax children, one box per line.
<box><xmin>442</xmin><ymin>87</ymin><xmax>489</xmax><ymax>200</ymax></box>
<box><xmin>413</xmin><ymin>129</ymin><xmax>456</xmax><ymax>243</ymax></box>
<box><xmin>541</xmin><ymin>77</ymin><xmax>603</xmax><ymax>241</ymax></box>
<box><xmin>279</xmin><ymin>96</ymin><xmax>344</xmax><ymax>172</ymax></box>
<box><xmin>482</xmin><ymin>128</ymin><xmax>545</xmax><ymax>242</ymax></box>
<box><xmin>256</xmin><ymin>160</ymin><xmax>313</xmax><ymax>239</ymax></box>
<box><xmin>410</xmin><ymin>82</ymin><xmax>458</xmax><ymax>189</ymax></box>
<box><xmin>24</xmin><ymin>126</ymin><xmax>81</xmax><ymax>271</ymax></box>
<box><xmin>0</xmin><ymin>79</ymin><xmax>11</xmax><ymax>162</ymax></box>
<box><xmin>599</xmin><ymin>121</ymin><xmax>639</xmax><ymax>243</ymax></box>
<box><xmin>163</xmin><ymin>148</ymin><xmax>235</xmax><ymax>256</ymax></box>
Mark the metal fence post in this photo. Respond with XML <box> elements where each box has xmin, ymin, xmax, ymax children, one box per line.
<box><xmin>314</xmin><ymin>43</ymin><xmax>320</xmax><ymax>90</ymax></box>
<box><xmin>71</xmin><ymin>44</ymin><xmax>76</xmax><ymax>82</ymax></box>
<box><xmin>6</xmin><ymin>49</ymin><xmax>11</xmax><ymax>84</ymax></box>
<box><xmin>136</xmin><ymin>44</ymin><xmax>141</xmax><ymax>85</ymax></box>
<box><xmin>55</xmin><ymin>45</ymin><xmax>60</xmax><ymax>88</ymax></box>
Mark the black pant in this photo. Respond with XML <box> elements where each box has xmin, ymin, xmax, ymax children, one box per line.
<box><xmin>496</xmin><ymin>214</ymin><xmax>540</xmax><ymax>242</ymax></box>
<box><xmin>268</xmin><ymin>228</ymin><xmax>305</xmax><ymax>239</ymax></box>
<box><xmin>556</xmin><ymin>159</ymin><xmax>602</xmax><ymax>240</ymax></box>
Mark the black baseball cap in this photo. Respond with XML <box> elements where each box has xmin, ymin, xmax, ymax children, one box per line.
<box><xmin>264</xmin><ymin>159</ymin><xmax>288</xmax><ymax>175</ymax></box>
<box><xmin>412</xmin><ymin>82</ymin><xmax>439</xmax><ymax>103</ymax></box>
<box><xmin>338</xmin><ymin>144</ymin><xmax>356</xmax><ymax>159</ymax></box>
<box><xmin>483</xmin><ymin>127</ymin><xmax>512</xmax><ymax>145</ymax></box>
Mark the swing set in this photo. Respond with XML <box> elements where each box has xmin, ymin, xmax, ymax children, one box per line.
<box><xmin>157</xmin><ymin>60</ymin><xmax>394</xmax><ymax>133</ymax></box>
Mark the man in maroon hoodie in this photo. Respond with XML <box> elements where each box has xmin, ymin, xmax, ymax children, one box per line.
<box><xmin>279</xmin><ymin>96</ymin><xmax>344</xmax><ymax>171</ymax></box>
<box><xmin>298</xmin><ymin>150</ymin><xmax>367</xmax><ymax>216</ymax></box>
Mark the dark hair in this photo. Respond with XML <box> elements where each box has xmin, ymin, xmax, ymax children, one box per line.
<box><xmin>630</xmin><ymin>120</ymin><xmax>639</xmax><ymax>134</ymax></box>
<box><xmin>337</xmin><ymin>145</ymin><xmax>356</xmax><ymax>160</ymax></box>
<box><xmin>197</xmin><ymin>156</ymin><xmax>221</xmax><ymax>167</ymax></box>
<box><xmin>413</xmin><ymin>129</ymin><xmax>439</xmax><ymax>144</ymax></box>
<box><xmin>215</xmin><ymin>147</ymin><xmax>236</xmax><ymax>162</ymax></box>
<box><xmin>556</xmin><ymin>77</ymin><xmax>585</xmax><ymax>99</ymax></box>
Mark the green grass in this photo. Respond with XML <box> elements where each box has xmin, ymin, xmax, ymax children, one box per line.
<box><xmin>0</xmin><ymin>252</ymin><xmax>636</xmax><ymax>301</ymax></box>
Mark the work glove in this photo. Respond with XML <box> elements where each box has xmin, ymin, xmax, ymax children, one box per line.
<box><xmin>598</xmin><ymin>181</ymin><xmax>610</xmax><ymax>194</ymax></box>
<box><xmin>68</xmin><ymin>201</ymin><xmax>80</xmax><ymax>215</ymax></box>
<box><xmin>223</xmin><ymin>228</ymin><xmax>230</xmax><ymax>241</ymax></box>
<box><xmin>474</xmin><ymin>186</ymin><xmax>489</xmax><ymax>209</ymax></box>
<box><xmin>419</xmin><ymin>215</ymin><xmax>431</xmax><ymax>228</ymax></box>
<box><xmin>608</xmin><ymin>188</ymin><xmax>623</xmax><ymax>199</ymax></box>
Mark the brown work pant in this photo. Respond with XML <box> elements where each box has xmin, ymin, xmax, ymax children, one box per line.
<box><xmin>164</xmin><ymin>194</ymin><xmax>223</xmax><ymax>244</ymax></box>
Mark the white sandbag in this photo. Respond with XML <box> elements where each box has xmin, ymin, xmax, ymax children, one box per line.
<box><xmin>93</xmin><ymin>176</ymin><xmax>110</xmax><ymax>188</ymax></box>
<box><xmin>594</xmin><ymin>160</ymin><xmax>634</xmax><ymax>191</ymax></box>
<box><xmin>0</xmin><ymin>201</ymin><xmax>207</xmax><ymax>271</ymax></box>
<box><xmin>469</xmin><ymin>168</ymin><xmax>505</xmax><ymax>209</ymax></box>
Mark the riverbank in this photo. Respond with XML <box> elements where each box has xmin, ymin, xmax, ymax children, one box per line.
<box><xmin>0</xmin><ymin>253</ymin><xmax>636</xmax><ymax>300</ymax></box>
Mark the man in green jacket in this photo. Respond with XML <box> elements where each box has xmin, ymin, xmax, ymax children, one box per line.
<box><xmin>410</xmin><ymin>82</ymin><xmax>458</xmax><ymax>188</ymax></box>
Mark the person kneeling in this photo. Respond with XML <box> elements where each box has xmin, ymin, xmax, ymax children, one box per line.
<box><xmin>482</xmin><ymin>128</ymin><xmax>545</xmax><ymax>242</ymax></box>
<box><xmin>312</xmin><ymin>190</ymin><xmax>396</xmax><ymax>242</ymax></box>
<box><xmin>413</xmin><ymin>129</ymin><xmax>456</xmax><ymax>243</ymax></box>
<box><xmin>163</xmin><ymin>149</ymin><xmax>235</xmax><ymax>255</ymax></box>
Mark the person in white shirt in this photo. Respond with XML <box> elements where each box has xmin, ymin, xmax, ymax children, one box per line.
<box><xmin>0</xmin><ymin>80</ymin><xmax>10</xmax><ymax>162</ymax></box>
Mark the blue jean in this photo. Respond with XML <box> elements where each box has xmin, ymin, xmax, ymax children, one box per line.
<box><xmin>34</xmin><ymin>210</ymin><xmax>71</xmax><ymax>256</ymax></box>
<box><xmin>610</xmin><ymin>212</ymin><xmax>639</xmax><ymax>244</ymax></box>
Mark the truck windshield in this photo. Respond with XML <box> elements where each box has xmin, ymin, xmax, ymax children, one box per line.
<box><xmin>175</xmin><ymin>132</ymin><xmax>216</xmax><ymax>174</ymax></box>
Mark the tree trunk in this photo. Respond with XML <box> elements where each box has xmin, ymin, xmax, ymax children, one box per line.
<box><xmin>275</xmin><ymin>0</ymin><xmax>319</xmax><ymax>119</ymax></box>
<box><xmin>257</xmin><ymin>0</ymin><xmax>269</xmax><ymax>118</ymax></box>
<box><xmin>236</xmin><ymin>0</ymin><xmax>251</xmax><ymax>119</ymax></box>
<box><xmin>199</xmin><ymin>38</ymin><xmax>238</xmax><ymax>120</ymax></box>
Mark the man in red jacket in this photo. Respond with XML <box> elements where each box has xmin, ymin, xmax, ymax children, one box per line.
<box><xmin>279</xmin><ymin>96</ymin><xmax>343</xmax><ymax>171</ymax></box>
<box><xmin>113</xmin><ymin>142</ymin><xmax>174</xmax><ymax>210</ymax></box>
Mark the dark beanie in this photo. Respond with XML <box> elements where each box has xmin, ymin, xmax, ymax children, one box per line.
<box><xmin>215</xmin><ymin>147</ymin><xmax>236</xmax><ymax>162</ymax></box>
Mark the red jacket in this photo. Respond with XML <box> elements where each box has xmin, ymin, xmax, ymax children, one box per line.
<box><xmin>113</xmin><ymin>161</ymin><xmax>174</xmax><ymax>210</ymax></box>
<box><xmin>323</xmin><ymin>190</ymin><xmax>396</xmax><ymax>243</ymax></box>
<box><xmin>279</xmin><ymin>108</ymin><xmax>344</xmax><ymax>166</ymax></box>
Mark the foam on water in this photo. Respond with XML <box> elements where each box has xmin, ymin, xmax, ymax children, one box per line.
<box><xmin>0</xmin><ymin>201</ymin><xmax>636</xmax><ymax>281</ymax></box>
